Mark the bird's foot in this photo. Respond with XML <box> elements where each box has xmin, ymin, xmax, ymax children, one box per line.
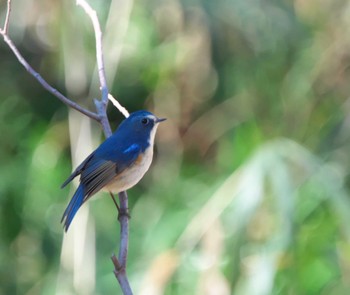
<box><xmin>117</xmin><ymin>207</ymin><xmax>131</xmax><ymax>221</ymax></box>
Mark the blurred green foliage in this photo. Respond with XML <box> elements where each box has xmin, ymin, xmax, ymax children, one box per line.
<box><xmin>1</xmin><ymin>0</ymin><xmax>350</xmax><ymax>294</ymax></box>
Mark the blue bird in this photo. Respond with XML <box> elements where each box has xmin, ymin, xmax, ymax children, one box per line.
<box><xmin>61</xmin><ymin>110</ymin><xmax>166</xmax><ymax>231</ymax></box>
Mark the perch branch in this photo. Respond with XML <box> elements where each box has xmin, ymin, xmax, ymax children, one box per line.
<box><xmin>110</xmin><ymin>191</ymin><xmax>132</xmax><ymax>294</ymax></box>
<box><xmin>76</xmin><ymin>1</ymin><xmax>132</xmax><ymax>294</ymax></box>
<box><xmin>111</xmin><ymin>255</ymin><xmax>133</xmax><ymax>295</ymax></box>
<box><xmin>117</xmin><ymin>191</ymin><xmax>130</xmax><ymax>267</ymax></box>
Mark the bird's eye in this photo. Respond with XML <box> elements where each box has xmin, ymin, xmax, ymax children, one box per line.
<box><xmin>141</xmin><ymin>118</ymin><xmax>150</xmax><ymax>125</ymax></box>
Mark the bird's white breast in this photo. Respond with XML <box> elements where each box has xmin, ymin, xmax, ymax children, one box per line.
<box><xmin>105</xmin><ymin>145</ymin><xmax>154</xmax><ymax>193</ymax></box>
<box><xmin>105</xmin><ymin>122</ymin><xmax>159</xmax><ymax>193</ymax></box>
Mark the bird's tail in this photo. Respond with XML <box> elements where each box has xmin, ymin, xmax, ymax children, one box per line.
<box><xmin>61</xmin><ymin>184</ymin><xmax>85</xmax><ymax>232</ymax></box>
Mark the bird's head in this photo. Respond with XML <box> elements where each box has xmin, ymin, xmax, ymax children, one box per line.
<box><xmin>118</xmin><ymin>110</ymin><xmax>166</xmax><ymax>144</ymax></box>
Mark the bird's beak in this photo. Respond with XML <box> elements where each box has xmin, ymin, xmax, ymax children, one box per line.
<box><xmin>156</xmin><ymin>117</ymin><xmax>167</xmax><ymax>123</ymax></box>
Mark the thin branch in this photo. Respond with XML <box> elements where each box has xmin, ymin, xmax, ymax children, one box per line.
<box><xmin>94</xmin><ymin>98</ymin><xmax>112</xmax><ymax>136</ymax></box>
<box><xmin>76</xmin><ymin>0</ymin><xmax>109</xmax><ymax>107</ymax></box>
<box><xmin>76</xmin><ymin>0</ymin><xmax>113</xmax><ymax>138</ymax></box>
<box><xmin>117</xmin><ymin>191</ymin><xmax>130</xmax><ymax>267</ymax></box>
<box><xmin>76</xmin><ymin>1</ymin><xmax>133</xmax><ymax>294</ymax></box>
<box><xmin>110</xmin><ymin>191</ymin><xmax>132</xmax><ymax>295</ymax></box>
<box><xmin>111</xmin><ymin>255</ymin><xmax>133</xmax><ymax>295</ymax></box>
<box><xmin>1</xmin><ymin>0</ymin><xmax>11</xmax><ymax>34</ymax></box>
<box><xmin>108</xmin><ymin>94</ymin><xmax>130</xmax><ymax>118</ymax></box>
<box><xmin>0</xmin><ymin>33</ymin><xmax>100</xmax><ymax>121</ymax></box>
<box><xmin>0</xmin><ymin>0</ymin><xmax>99</xmax><ymax>121</ymax></box>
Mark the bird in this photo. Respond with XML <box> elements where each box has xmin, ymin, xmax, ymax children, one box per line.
<box><xmin>61</xmin><ymin>110</ymin><xmax>166</xmax><ymax>231</ymax></box>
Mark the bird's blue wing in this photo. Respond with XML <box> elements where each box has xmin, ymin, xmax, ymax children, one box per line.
<box><xmin>61</xmin><ymin>143</ymin><xmax>141</xmax><ymax>189</ymax></box>
<box><xmin>95</xmin><ymin>139</ymin><xmax>142</xmax><ymax>167</ymax></box>
<box><xmin>61</xmin><ymin>184</ymin><xmax>85</xmax><ymax>231</ymax></box>
<box><xmin>61</xmin><ymin>153</ymin><xmax>94</xmax><ymax>188</ymax></box>
<box><xmin>83</xmin><ymin>142</ymin><xmax>142</xmax><ymax>197</ymax></box>
<box><xmin>61</xmin><ymin>143</ymin><xmax>142</xmax><ymax>231</ymax></box>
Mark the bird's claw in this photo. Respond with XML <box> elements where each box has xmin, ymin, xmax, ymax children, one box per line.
<box><xmin>117</xmin><ymin>207</ymin><xmax>131</xmax><ymax>221</ymax></box>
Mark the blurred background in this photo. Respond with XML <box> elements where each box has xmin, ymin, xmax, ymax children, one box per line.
<box><xmin>1</xmin><ymin>0</ymin><xmax>350</xmax><ymax>294</ymax></box>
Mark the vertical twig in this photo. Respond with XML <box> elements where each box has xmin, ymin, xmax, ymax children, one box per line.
<box><xmin>117</xmin><ymin>191</ymin><xmax>129</xmax><ymax>266</ymax></box>
<box><xmin>2</xmin><ymin>0</ymin><xmax>11</xmax><ymax>34</ymax></box>
<box><xmin>111</xmin><ymin>255</ymin><xmax>133</xmax><ymax>295</ymax></box>
<box><xmin>76</xmin><ymin>0</ymin><xmax>112</xmax><ymax>136</ymax></box>
<box><xmin>76</xmin><ymin>0</ymin><xmax>108</xmax><ymax>103</ymax></box>
<box><xmin>111</xmin><ymin>191</ymin><xmax>132</xmax><ymax>294</ymax></box>
<box><xmin>76</xmin><ymin>1</ymin><xmax>133</xmax><ymax>294</ymax></box>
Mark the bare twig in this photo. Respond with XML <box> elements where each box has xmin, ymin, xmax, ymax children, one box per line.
<box><xmin>0</xmin><ymin>34</ymin><xmax>100</xmax><ymax>121</ymax></box>
<box><xmin>76</xmin><ymin>0</ymin><xmax>112</xmax><ymax>136</ymax></box>
<box><xmin>109</xmin><ymin>190</ymin><xmax>132</xmax><ymax>294</ymax></box>
<box><xmin>108</xmin><ymin>94</ymin><xmax>130</xmax><ymax>118</ymax></box>
<box><xmin>117</xmin><ymin>191</ymin><xmax>130</xmax><ymax>267</ymax></box>
<box><xmin>76</xmin><ymin>1</ymin><xmax>132</xmax><ymax>294</ymax></box>
<box><xmin>111</xmin><ymin>255</ymin><xmax>133</xmax><ymax>295</ymax></box>
<box><xmin>76</xmin><ymin>0</ymin><xmax>108</xmax><ymax>106</ymax></box>
<box><xmin>94</xmin><ymin>98</ymin><xmax>113</xmax><ymax>137</ymax></box>
<box><xmin>0</xmin><ymin>1</ymin><xmax>100</xmax><ymax>121</ymax></box>
<box><xmin>2</xmin><ymin>0</ymin><xmax>11</xmax><ymax>34</ymax></box>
